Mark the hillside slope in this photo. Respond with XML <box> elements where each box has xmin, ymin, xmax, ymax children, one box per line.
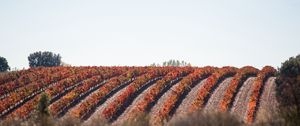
<box><xmin>0</xmin><ymin>66</ymin><xmax>277</xmax><ymax>125</ymax></box>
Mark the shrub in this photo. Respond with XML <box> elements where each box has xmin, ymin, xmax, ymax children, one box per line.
<box><xmin>37</xmin><ymin>93</ymin><xmax>50</xmax><ymax>116</ymax></box>
<box><xmin>276</xmin><ymin>54</ymin><xmax>300</xmax><ymax>125</ymax></box>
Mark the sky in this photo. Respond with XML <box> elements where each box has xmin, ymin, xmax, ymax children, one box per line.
<box><xmin>0</xmin><ymin>0</ymin><xmax>299</xmax><ymax>69</ymax></box>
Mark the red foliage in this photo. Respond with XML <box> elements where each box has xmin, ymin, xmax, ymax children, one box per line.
<box><xmin>44</xmin><ymin>67</ymin><xmax>110</xmax><ymax>98</ymax></box>
<box><xmin>0</xmin><ymin>68</ymin><xmax>36</xmax><ymax>85</ymax></box>
<box><xmin>0</xmin><ymin>66</ymin><xmax>277</xmax><ymax>124</ymax></box>
<box><xmin>188</xmin><ymin>66</ymin><xmax>238</xmax><ymax>113</ymax></box>
<box><xmin>125</xmin><ymin>67</ymin><xmax>193</xmax><ymax>119</ymax></box>
<box><xmin>5</xmin><ymin>67</ymin><xmax>125</xmax><ymax>119</ymax></box>
<box><xmin>6</xmin><ymin>94</ymin><xmax>41</xmax><ymax>119</ymax></box>
<box><xmin>152</xmin><ymin>67</ymin><xmax>216</xmax><ymax>125</ymax></box>
<box><xmin>101</xmin><ymin>67</ymin><xmax>170</xmax><ymax>120</ymax></box>
<box><xmin>49</xmin><ymin>68</ymin><xmax>124</xmax><ymax>117</ymax></box>
<box><xmin>0</xmin><ymin>67</ymin><xmax>66</xmax><ymax>97</ymax></box>
<box><xmin>219</xmin><ymin>66</ymin><xmax>259</xmax><ymax>112</ymax></box>
<box><xmin>0</xmin><ymin>67</ymin><xmax>102</xmax><ymax>116</ymax></box>
<box><xmin>245</xmin><ymin>66</ymin><xmax>276</xmax><ymax>123</ymax></box>
<box><xmin>69</xmin><ymin>67</ymin><xmax>147</xmax><ymax>119</ymax></box>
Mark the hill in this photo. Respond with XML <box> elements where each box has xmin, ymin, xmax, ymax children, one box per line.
<box><xmin>0</xmin><ymin>66</ymin><xmax>277</xmax><ymax>125</ymax></box>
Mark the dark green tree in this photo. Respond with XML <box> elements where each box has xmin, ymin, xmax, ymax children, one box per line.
<box><xmin>276</xmin><ymin>54</ymin><xmax>300</xmax><ymax>125</ymax></box>
<box><xmin>0</xmin><ymin>56</ymin><xmax>10</xmax><ymax>72</ymax></box>
<box><xmin>28</xmin><ymin>51</ymin><xmax>61</xmax><ymax>67</ymax></box>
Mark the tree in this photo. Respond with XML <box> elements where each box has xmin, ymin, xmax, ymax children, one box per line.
<box><xmin>0</xmin><ymin>56</ymin><xmax>10</xmax><ymax>72</ymax></box>
<box><xmin>37</xmin><ymin>93</ymin><xmax>50</xmax><ymax>116</ymax></box>
<box><xmin>149</xmin><ymin>60</ymin><xmax>191</xmax><ymax>67</ymax></box>
<box><xmin>176</xmin><ymin>60</ymin><xmax>180</xmax><ymax>66</ymax></box>
<box><xmin>163</xmin><ymin>59</ymin><xmax>191</xmax><ymax>66</ymax></box>
<box><xmin>28</xmin><ymin>51</ymin><xmax>62</xmax><ymax>67</ymax></box>
<box><xmin>172</xmin><ymin>60</ymin><xmax>176</xmax><ymax>66</ymax></box>
<box><xmin>276</xmin><ymin>54</ymin><xmax>300</xmax><ymax>125</ymax></box>
<box><xmin>34</xmin><ymin>93</ymin><xmax>54</xmax><ymax>126</ymax></box>
<box><xmin>163</xmin><ymin>62</ymin><xmax>167</xmax><ymax>66</ymax></box>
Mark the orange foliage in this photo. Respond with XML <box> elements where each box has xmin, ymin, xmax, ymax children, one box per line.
<box><xmin>245</xmin><ymin>66</ymin><xmax>276</xmax><ymax>123</ymax></box>
<box><xmin>188</xmin><ymin>67</ymin><xmax>238</xmax><ymax>113</ymax></box>
<box><xmin>219</xmin><ymin>66</ymin><xmax>258</xmax><ymax>112</ymax></box>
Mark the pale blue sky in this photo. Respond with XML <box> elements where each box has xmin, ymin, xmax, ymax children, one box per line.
<box><xmin>0</xmin><ymin>0</ymin><xmax>299</xmax><ymax>69</ymax></box>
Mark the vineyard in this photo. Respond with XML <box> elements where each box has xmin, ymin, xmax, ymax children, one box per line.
<box><xmin>0</xmin><ymin>66</ymin><xmax>277</xmax><ymax>125</ymax></box>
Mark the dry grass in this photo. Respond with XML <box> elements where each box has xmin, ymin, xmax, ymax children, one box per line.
<box><xmin>120</xmin><ymin>112</ymin><xmax>150</xmax><ymax>126</ymax></box>
<box><xmin>254</xmin><ymin>107</ymin><xmax>283</xmax><ymax>125</ymax></box>
<box><xmin>81</xmin><ymin>116</ymin><xmax>110</xmax><ymax>126</ymax></box>
<box><xmin>1</xmin><ymin>114</ymin><xmax>54</xmax><ymax>126</ymax></box>
<box><xmin>168</xmin><ymin>111</ymin><xmax>242</xmax><ymax>126</ymax></box>
<box><xmin>0</xmin><ymin>110</ymin><xmax>293</xmax><ymax>126</ymax></box>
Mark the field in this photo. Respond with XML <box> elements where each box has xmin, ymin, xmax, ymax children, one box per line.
<box><xmin>0</xmin><ymin>66</ymin><xmax>277</xmax><ymax>125</ymax></box>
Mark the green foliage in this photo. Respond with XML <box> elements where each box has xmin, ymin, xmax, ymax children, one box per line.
<box><xmin>37</xmin><ymin>93</ymin><xmax>50</xmax><ymax>116</ymax></box>
<box><xmin>279</xmin><ymin>54</ymin><xmax>300</xmax><ymax>77</ymax></box>
<box><xmin>28</xmin><ymin>51</ymin><xmax>62</xmax><ymax>68</ymax></box>
<box><xmin>276</xmin><ymin>54</ymin><xmax>300</xmax><ymax>108</ymax></box>
<box><xmin>276</xmin><ymin>54</ymin><xmax>300</xmax><ymax>125</ymax></box>
<box><xmin>0</xmin><ymin>56</ymin><xmax>10</xmax><ymax>72</ymax></box>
